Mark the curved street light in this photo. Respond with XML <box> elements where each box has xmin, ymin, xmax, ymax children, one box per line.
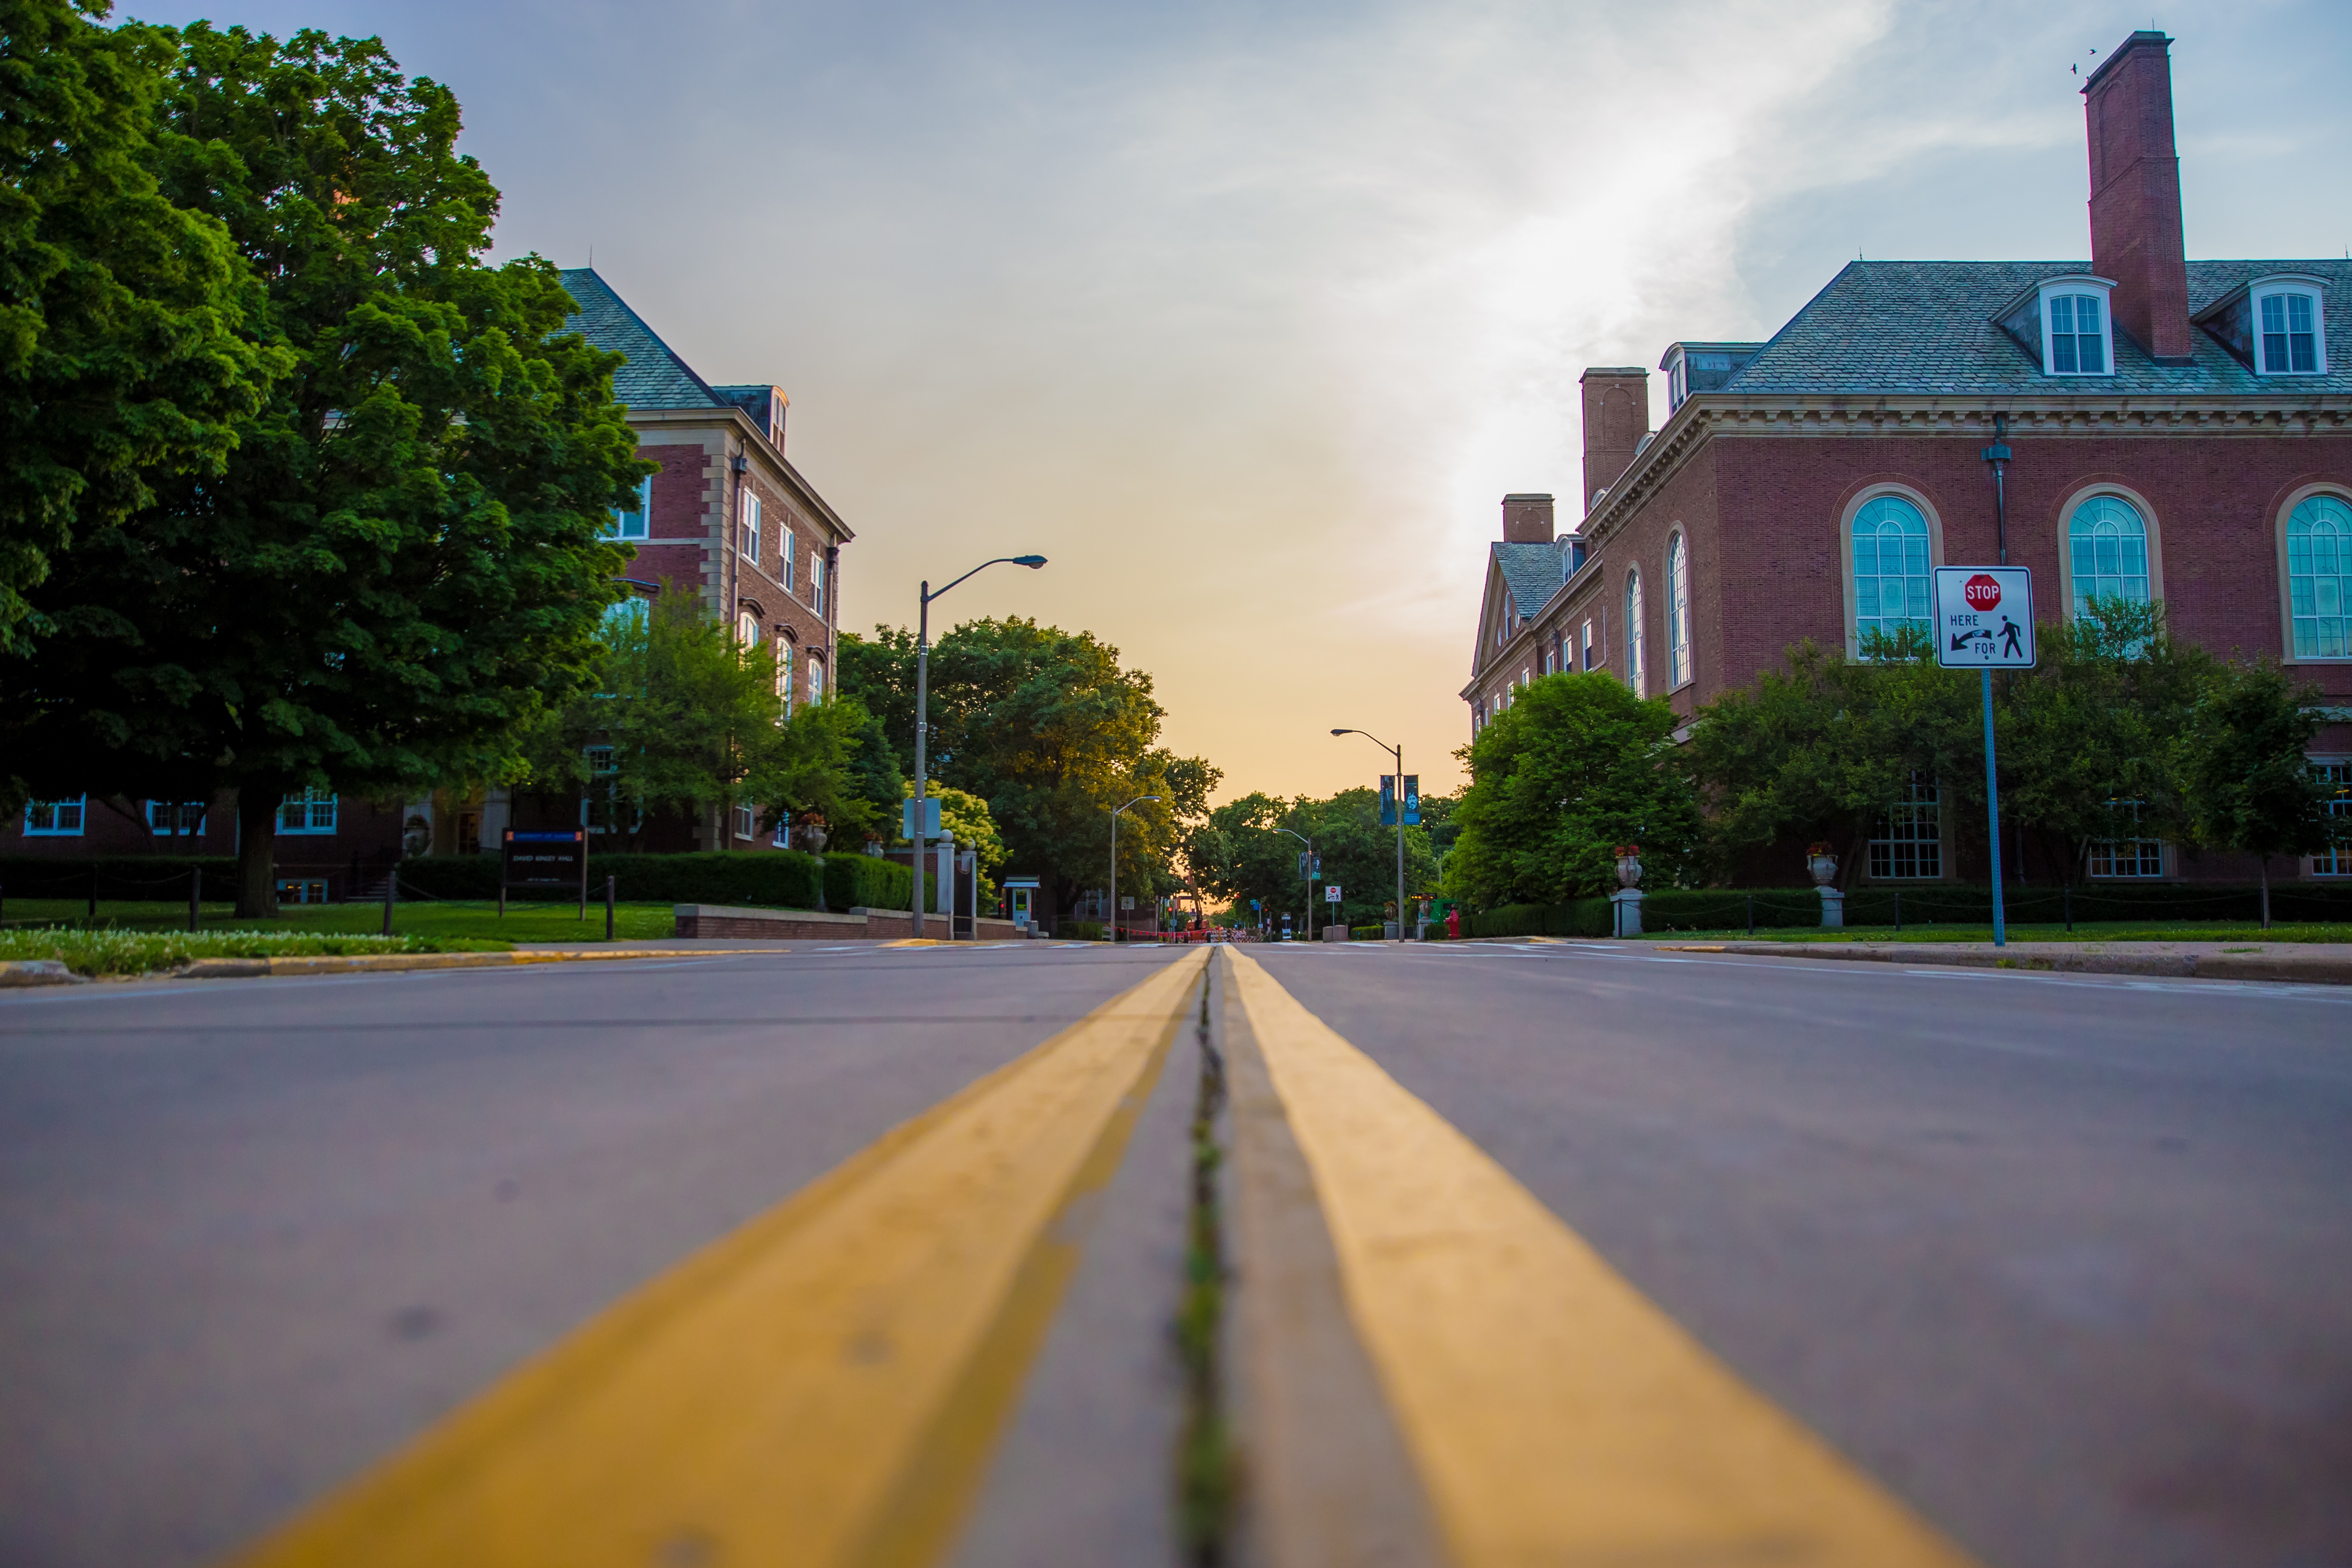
<box><xmin>1273</xmin><ymin>825</ymin><xmax>1315</xmax><ymax>942</ymax></box>
<box><xmin>1110</xmin><ymin>795</ymin><xmax>1159</xmax><ymax>945</ymax></box>
<box><xmin>1332</xmin><ymin>727</ymin><xmax>1406</xmax><ymax>942</ymax></box>
<box><xmin>911</xmin><ymin>555</ymin><xmax>1046</xmax><ymax>937</ymax></box>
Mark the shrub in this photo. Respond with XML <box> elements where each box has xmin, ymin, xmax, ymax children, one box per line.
<box><xmin>1061</xmin><ymin>920</ymin><xmax>1106</xmax><ymax>941</ymax></box>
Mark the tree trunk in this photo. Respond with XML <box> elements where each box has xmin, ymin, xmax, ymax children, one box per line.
<box><xmin>235</xmin><ymin>787</ymin><xmax>280</xmax><ymax>919</ymax></box>
<box><xmin>2259</xmin><ymin>856</ymin><xmax>2271</xmax><ymax>931</ymax></box>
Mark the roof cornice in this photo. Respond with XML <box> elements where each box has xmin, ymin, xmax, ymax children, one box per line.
<box><xmin>626</xmin><ymin>407</ymin><xmax>855</xmax><ymax>542</ymax></box>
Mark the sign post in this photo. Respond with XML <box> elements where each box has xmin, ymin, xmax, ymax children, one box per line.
<box><xmin>1932</xmin><ymin>567</ymin><xmax>2036</xmax><ymax>947</ymax></box>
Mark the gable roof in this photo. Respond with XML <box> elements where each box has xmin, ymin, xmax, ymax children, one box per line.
<box><xmin>1722</xmin><ymin>259</ymin><xmax>2352</xmax><ymax>399</ymax></box>
<box><xmin>558</xmin><ymin>268</ymin><xmax>725</xmax><ymax>410</ymax></box>
<box><xmin>1494</xmin><ymin>541</ymin><xmax>1567</xmax><ymax>618</ymax></box>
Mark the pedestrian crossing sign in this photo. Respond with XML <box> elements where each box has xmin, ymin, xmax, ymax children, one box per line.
<box><xmin>1932</xmin><ymin>566</ymin><xmax>2035</xmax><ymax>668</ymax></box>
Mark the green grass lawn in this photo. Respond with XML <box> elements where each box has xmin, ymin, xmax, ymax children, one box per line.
<box><xmin>0</xmin><ymin>898</ymin><xmax>679</xmax><ymax>944</ymax></box>
<box><xmin>1631</xmin><ymin>919</ymin><xmax>2352</xmax><ymax>945</ymax></box>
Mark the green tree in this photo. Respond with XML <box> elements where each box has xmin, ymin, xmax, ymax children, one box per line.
<box><xmin>1449</xmin><ymin>671</ymin><xmax>1701</xmax><ymax>909</ymax></box>
<box><xmin>904</xmin><ymin>779</ymin><xmax>1008</xmax><ymax>905</ymax></box>
<box><xmin>840</xmin><ymin>615</ymin><xmax>1218</xmax><ymax>916</ymax></box>
<box><xmin>1</xmin><ymin>0</ymin><xmax>278</xmax><ymax>665</ymax></box>
<box><xmin>524</xmin><ymin>595</ymin><xmax>869</xmax><ymax>850</ymax></box>
<box><xmin>3</xmin><ymin>25</ymin><xmax>644</xmax><ymax>914</ymax></box>
<box><xmin>2176</xmin><ymin>656</ymin><xmax>2340</xmax><ymax>927</ymax></box>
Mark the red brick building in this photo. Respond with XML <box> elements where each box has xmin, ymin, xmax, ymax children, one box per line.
<box><xmin>1464</xmin><ymin>32</ymin><xmax>2351</xmax><ymax>888</ymax></box>
<box><xmin>7</xmin><ymin>270</ymin><xmax>854</xmax><ymax>887</ymax></box>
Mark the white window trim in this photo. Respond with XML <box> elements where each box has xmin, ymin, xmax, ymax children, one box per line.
<box><xmin>2249</xmin><ymin>275</ymin><xmax>2330</xmax><ymax>376</ymax></box>
<box><xmin>807</xmin><ymin>656</ymin><xmax>825</xmax><ymax>704</ymax></box>
<box><xmin>733</xmin><ymin>802</ymin><xmax>758</xmax><ymax>842</ymax></box>
<box><xmin>2310</xmin><ymin>757</ymin><xmax>2351</xmax><ymax>877</ymax></box>
<box><xmin>23</xmin><ymin>797</ymin><xmax>86</xmax><ymax>835</ymax></box>
<box><xmin>777</xmin><ymin>638</ymin><xmax>795</xmax><ymax>715</ymax></box>
<box><xmin>737</xmin><ymin>608</ymin><xmax>760</xmax><ymax>646</ymax></box>
<box><xmin>811</xmin><ymin>554</ymin><xmax>826</xmax><ymax>617</ymax></box>
<box><xmin>2056</xmin><ymin>482</ymin><xmax>2165</xmax><ymax>622</ymax></box>
<box><xmin>780</xmin><ymin>529</ymin><xmax>796</xmax><ymax>593</ymax></box>
<box><xmin>277</xmin><ymin>789</ymin><xmax>337</xmax><ymax>835</ymax></box>
<box><xmin>607</xmin><ymin>476</ymin><xmax>652</xmax><ymax>541</ymax></box>
<box><xmin>2276</xmin><ymin>483</ymin><xmax>2352</xmax><ymax>664</ymax></box>
<box><xmin>1624</xmin><ymin>569</ymin><xmax>1646</xmax><ymax>697</ymax></box>
<box><xmin>2033</xmin><ymin>276</ymin><xmax>2117</xmax><ymax>377</ymax></box>
<box><xmin>1664</xmin><ymin>528</ymin><xmax>1692</xmax><ymax>691</ymax></box>
<box><xmin>742</xmin><ymin>492</ymin><xmax>762</xmax><ymax>564</ymax></box>
<box><xmin>145</xmin><ymin>800</ymin><xmax>207</xmax><ymax>837</ymax></box>
<box><xmin>1839</xmin><ymin>484</ymin><xmax>1945</xmax><ymax>659</ymax></box>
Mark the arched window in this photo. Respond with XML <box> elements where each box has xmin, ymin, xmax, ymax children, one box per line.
<box><xmin>1851</xmin><ymin>494</ymin><xmax>1931</xmax><ymax>651</ymax></box>
<box><xmin>1665</xmin><ymin>533</ymin><xmax>1690</xmax><ymax>688</ymax></box>
<box><xmin>2287</xmin><ymin>492</ymin><xmax>2352</xmax><ymax>659</ymax></box>
<box><xmin>2068</xmin><ymin>495</ymin><xmax>2151</xmax><ymax>618</ymax></box>
<box><xmin>1623</xmin><ymin>570</ymin><xmax>1646</xmax><ymax>696</ymax></box>
<box><xmin>736</xmin><ymin>609</ymin><xmax>759</xmax><ymax>645</ymax></box>
<box><xmin>776</xmin><ymin>638</ymin><xmax>794</xmax><ymax>714</ymax></box>
<box><xmin>808</xmin><ymin>656</ymin><xmax>826</xmax><ymax>703</ymax></box>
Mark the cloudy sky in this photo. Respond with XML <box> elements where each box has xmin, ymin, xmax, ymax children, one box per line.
<box><xmin>138</xmin><ymin>0</ymin><xmax>2352</xmax><ymax>801</ymax></box>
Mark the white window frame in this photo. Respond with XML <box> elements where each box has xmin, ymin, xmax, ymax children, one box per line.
<box><xmin>1623</xmin><ymin>569</ymin><xmax>1646</xmax><ymax>696</ymax></box>
<box><xmin>2034</xmin><ymin>277</ymin><xmax>2116</xmax><ymax>377</ymax></box>
<box><xmin>1868</xmin><ymin>776</ymin><xmax>1942</xmax><ymax>879</ymax></box>
<box><xmin>742</xmin><ymin>492</ymin><xmax>762</xmax><ymax>563</ymax></box>
<box><xmin>2088</xmin><ymin>803</ymin><xmax>2165</xmax><ymax>879</ymax></box>
<box><xmin>146</xmin><ymin>800</ymin><xmax>206</xmax><ymax>837</ymax></box>
<box><xmin>2061</xmin><ymin>489</ymin><xmax>2159</xmax><ymax>622</ymax></box>
<box><xmin>780</xmin><ymin>530</ymin><xmax>795</xmax><ymax>593</ymax></box>
<box><xmin>812</xmin><ymin>553</ymin><xmax>826</xmax><ymax>617</ymax></box>
<box><xmin>2311</xmin><ymin>759</ymin><xmax>2351</xmax><ymax>877</ymax></box>
<box><xmin>1665</xmin><ymin>530</ymin><xmax>1691</xmax><ymax>689</ymax></box>
<box><xmin>606</xmin><ymin>476</ymin><xmax>651</xmax><ymax>541</ymax></box>
<box><xmin>23</xmin><ymin>797</ymin><xmax>86</xmax><ymax>835</ymax></box>
<box><xmin>777</xmin><ymin>638</ymin><xmax>795</xmax><ymax>715</ymax></box>
<box><xmin>2251</xmin><ymin>280</ymin><xmax>2328</xmax><ymax>376</ymax></box>
<box><xmin>1843</xmin><ymin>487</ymin><xmax>1942</xmax><ymax>657</ymax></box>
<box><xmin>1581</xmin><ymin>619</ymin><xmax>1594</xmax><ymax>670</ymax></box>
<box><xmin>737</xmin><ymin>608</ymin><xmax>760</xmax><ymax>646</ymax></box>
<box><xmin>807</xmin><ymin>656</ymin><xmax>825</xmax><ymax>704</ymax></box>
<box><xmin>733</xmin><ymin>802</ymin><xmax>757</xmax><ymax>842</ymax></box>
<box><xmin>2280</xmin><ymin>487</ymin><xmax>2352</xmax><ymax>663</ymax></box>
<box><xmin>277</xmin><ymin>789</ymin><xmax>337</xmax><ymax>835</ymax></box>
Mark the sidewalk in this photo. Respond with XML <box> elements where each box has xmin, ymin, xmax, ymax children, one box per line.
<box><xmin>1651</xmin><ymin>938</ymin><xmax>2352</xmax><ymax>985</ymax></box>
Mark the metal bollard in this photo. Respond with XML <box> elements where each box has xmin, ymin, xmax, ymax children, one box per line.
<box><xmin>382</xmin><ymin>867</ymin><xmax>397</xmax><ymax>937</ymax></box>
<box><xmin>88</xmin><ymin>865</ymin><xmax>99</xmax><ymax>925</ymax></box>
<box><xmin>605</xmin><ymin>875</ymin><xmax>615</xmax><ymax>942</ymax></box>
<box><xmin>2063</xmin><ymin>881</ymin><xmax>2071</xmax><ymax>933</ymax></box>
<box><xmin>1745</xmin><ymin>893</ymin><xmax>1754</xmax><ymax>937</ymax></box>
<box><xmin>1894</xmin><ymin>890</ymin><xmax>1901</xmax><ymax>934</ymax></box>
<box><xmin>190</xmin><ymin>868</ymin><xmax>202</xmax><ymax>933</ymax></box>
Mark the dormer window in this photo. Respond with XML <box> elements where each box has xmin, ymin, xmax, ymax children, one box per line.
<box><xmin>2194</xmin><ymin>274</ymin><xmax>2328</xmax><ymax>376</ymax></box>
<box><xmin>2256</xmin><ymin>285</ymin><xmax>2324</xmax><ymax>374</ymax></box>
<box><xmin>1997</xmin><ymin>276</ymin><xmax>2116</xmax><ymax>377</ymax></box>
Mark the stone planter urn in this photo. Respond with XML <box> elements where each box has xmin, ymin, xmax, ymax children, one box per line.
<box><xmin>1806</xmin><ymin>846</ymin><xmax>1838</xmax><ymax>887</ymax></box>
<box><xmin>1614</xmin><ymin>846</ymin><xmax>1643</xmax><ymax>889</ymax></box>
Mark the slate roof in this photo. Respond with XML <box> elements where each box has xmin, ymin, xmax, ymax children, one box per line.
<box><xmin>1494</xmin><ymin>542</ymin><xmax>1569</xmax><ymax>617</ymax></box>
<box><xmin>1722</xmin><ymin>259</ymin><xmax>2352</xmax><ymax>399</ymax></box>
<box><xmin>558</xmin><ymin>268</ymin><xmax>725</xmax><ymax>410</ymax></box>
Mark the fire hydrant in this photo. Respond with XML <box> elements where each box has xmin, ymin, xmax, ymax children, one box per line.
<box><xmin>1444</xmin><ymin>907</ymin><xmax>1460</xmax><ymax>940</ymax></box>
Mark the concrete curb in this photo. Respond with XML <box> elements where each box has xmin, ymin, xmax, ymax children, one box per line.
<box><xmin>1657</xmin><ymin>942</ymin><xmax>2352</xmax><ymax>986</ymax></box>
<box><xmin>175</xmin><ymin>948</ymin><xmax>780</xmax><ymax>981</ymax></box>
<box><xmin>0</xmin><ymin>959</ymin><xmax>83</xmax><ymax>988</ymax></box>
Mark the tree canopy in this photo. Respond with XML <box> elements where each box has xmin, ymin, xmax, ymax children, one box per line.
<box><xmin>1190</xmin><ymin>788</ymin><xmax>1438</xmax><ymax>931</ymax></box>
<box><xmin>2</xmin><ymin>24</ymin><xmax>645</xmax><ymax>912</ymax></box>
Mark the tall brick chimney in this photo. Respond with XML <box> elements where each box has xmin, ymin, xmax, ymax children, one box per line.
<box><xmin>1502</xmin><ymin>493</ymin><xmax>1554</xmax><ymax>543</ymax></box>
<box><xmin>2083</xmin><ymin>31</ymin><xmax>2192</xmax><ymax>364</ymax></box>
<box><xmin>1579</xmin><ymin>368</ymin><xmax>1650</xmax><ymax>513</ymax></box>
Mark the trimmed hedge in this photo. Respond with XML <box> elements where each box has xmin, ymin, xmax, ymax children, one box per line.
<box><xmin>1464</xmin><ymin>881</ymin><xmax>2352</xmax><ymax>938</ymax></box>
<box><xmin>398</xmin><ymin>851</ymin><xmax>915</xmax><ymax>912</ymax></box>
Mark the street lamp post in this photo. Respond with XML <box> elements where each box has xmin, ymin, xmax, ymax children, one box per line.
<box><xmin>1332</xmin><ymin>728</ymin><xmax>1405</xmax><ymax>942</ymax></box>
<box><xmin>1275</xmin><ymin>825</ymin><xmax>1315</xmax><ymax>942</ymax></box>
<box><xmin>911</xmin><ymin>555</ymin><xmax>1046</xmax><ymax>938</ymax></box>
<box><xmin>1110</xmin><ymin>795</ymin><xmax>1159</xmax><ymax>943</ymax></box>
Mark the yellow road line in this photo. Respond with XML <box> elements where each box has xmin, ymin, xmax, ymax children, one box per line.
<box><xmin>1221</xmin><ymin>946</ymin><xmax>1980</xmax><ymax>1568</ymax></box>
<box><xmin>230</xmin><ymin>947</ymin><xmax>1209</xmax><ymax>1568</ymax></box>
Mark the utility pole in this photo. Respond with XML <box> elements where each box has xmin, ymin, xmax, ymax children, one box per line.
<box><xmin>1333</xmin><ymin>728</ymin><xmax>1407</xmax><ymax>942</ymax></box>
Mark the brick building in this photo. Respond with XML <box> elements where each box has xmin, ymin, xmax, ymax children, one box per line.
<box><xmin>1464</xmin><ymin>31</ymin><xmax>2352</xmax><ymax>888</ymax></box>
<box><xmin>8</xmin><ymin>269</ymin><xmax>853</xmax><ymax>887</ymax></box>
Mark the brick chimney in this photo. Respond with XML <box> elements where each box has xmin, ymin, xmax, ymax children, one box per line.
<box><xmin>1579</xmin><ymin>368</ymin><xmax>1650</xmax><ymax>513</ymax></box>
<box><xmin>1502</xmin><ymin>493</ymin><xmax>1554</xmax><ymax>543</ymax></box>
<box><xmin>2083</xmin><ymin>31</ymin><xmax>2192</xmax><ymax>364</ymax></box>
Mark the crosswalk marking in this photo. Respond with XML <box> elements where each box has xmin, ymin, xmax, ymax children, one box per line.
<box><xmin>1220</xmin><ymin>946</ymin><xmax>1982</xmax><ymax>1568</ymax></box>
<box><xmin>228</xmin><ymin>950</ymin><xmax>1208</xmax><ymax>1568</ymax></box>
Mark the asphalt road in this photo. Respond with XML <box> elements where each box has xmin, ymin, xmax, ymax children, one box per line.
<box><xmin>3</xmin><ymin>939</ymin><xmax>2347</xmax><ymax>1568</ymax></box>
<box><xmin>1256</xmin><ymin>940</ymin><xmax>2352</xmax><ymax>1568</ymax></box>
<box><xmin>0</xmin><ymin>944</ymin><xmax>1191</xmax><ymax>1568</ymax></box>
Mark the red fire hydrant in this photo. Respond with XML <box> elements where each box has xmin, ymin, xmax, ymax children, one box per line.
<box><xmin>1444</xmin><ymin>908</ymin><xmax>1460</xmax><ymax>940</ymax></box>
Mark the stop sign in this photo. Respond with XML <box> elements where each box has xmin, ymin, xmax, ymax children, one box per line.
<box><xmin>1964</xmin><ymin>573</ymin><xmax>2003</xmax><ymax>612</ymax></box>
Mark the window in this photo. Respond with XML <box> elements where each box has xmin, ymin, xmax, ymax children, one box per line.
<box><xmin>1623</xmin><ymin>570</ymin><xmax>1645</xmax><ymax>695</ymax></box>
<box><xmin>776</xmin><ymin>639</ymin><xmax>794</xmax><ymax>714</ymax></box>
<box><xmin>147</xmin><ymin>801</ymin><xmax>206</xmax><ymax>836</ymax></box>
<box><xmin>2312</xmin><ymin>762</ymin><xmax>2351</xmax><ymax>876</ymax></box>
<box><xmin>278</xmin><ymin>789</ymin><xmax>336</xmax><ymax>834</ymax></box>
<box><xmin>1851</xmin><ymin>493</ymin><xmax>1932</xmax><ymax>651</ymax></box>
<box><xmin>1868</xmin><ymin>777</ymin><xmax>1942</xmax><ymax>879</ymax></box>
<box><xmin>781</xmin><ymin>531</ymin><xmax>795</xmax><ymax>593</ymax></box>
<box><xmin>742</xmin><ymin>493</ymin><xmax>762</xmax><ymax>561</ymax></box>
<box><xmin>1581</xmin><ymin>619</ymin><xmax>1594</xmax><ymax>670</ymax></box>
<box><xmin>807</xmin><ymin>657</ymin><xmax>824</xmax><ymax>703</ymax></box>
<box><xmin>583</xmin><ymin>745</ymin><xmax>628</xmax><ymax>835</ymax></box>
<box><xmin>737</xmin><ymin>609</ymin><xmax>759</xmax><ymax>646</ymax></box>
<box><xmin>2047</xmin><ymin>293</ymin><xmax>2107</xmax><ymax>374</ymax></box>
<box><xmin>2257</xmin><ymin>288</ymin><xmax>2323</xmax><ymax>374</ymax></box>
<box><xmin>2067</xmin><ymin>495</ymin><xmax>2151</xmax><ymax>618</ymax></box>
<box><xmin>734</xmin><ymin>802</ymin><xmax>757</xmax><ymax>841</ymax></box>
<box><xmin>601</xmin><ymin>597</ymin><xmax>649</xmax><ymax>637</ymax></box>
<box><xmin>1665</xmin><ymin>533</ymin><xmax>1690</xmax><ymax>688</ymax></box>
<box><xmin>2286</xmin><ymin>493</ymin><xmax>2350</xmax><ymax>659</ymax></box>
<box><xmin>810</xmin><ymin>553</ymin><xmax>824</xmax><ymax>615</ymax></box>
<box><xmin>607</xmin><ymin>476</ymin><xmax>651</xmax><ymax>540</ymax></box>
<box><xmin>275</xmin><ymin>879</ymin><xmax>329</xmax><ymax>905</ymax></box>
<box><xmin>2088</xmin><ymin>805</ymin><xmax>2164</xmax><ymax>878</ymax></box>
<box><xmin>23</xmin><ymin>798</ymin><xmax>84</xmax><ymax>835</ymax></box>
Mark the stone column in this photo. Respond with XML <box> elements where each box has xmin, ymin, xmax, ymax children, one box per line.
<box><xmin>1610</xmin><ymin>888</ymin><xmax>1645</xmax><ymax>937</ymax></box>
<box><xmin>1817</xmin><ymin>887</ymin><xmax>1846</xmax><ymax>928</ymax></box>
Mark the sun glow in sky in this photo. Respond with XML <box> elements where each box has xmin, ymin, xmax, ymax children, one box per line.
<box><xmin>138</xmin><ymin>0</ymin><xmax>2352</xmax><ymax>800</ymax></box>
